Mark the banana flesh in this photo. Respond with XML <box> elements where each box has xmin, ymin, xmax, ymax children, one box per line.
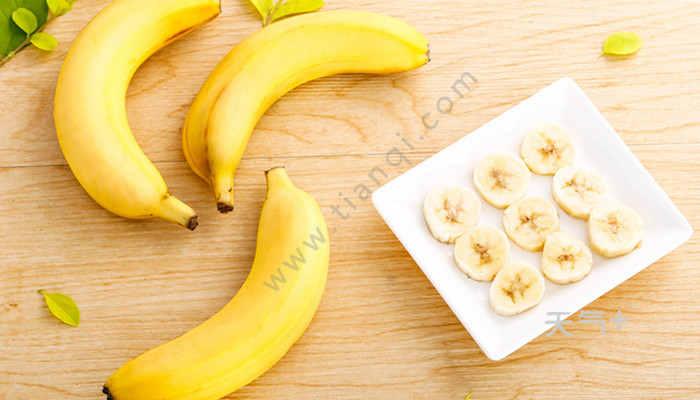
<box><xmin>54</xmin><ymin>0</ymin><xmax>221</xmax><ymax>229</ymax></box>
<box><xmin>103</xmin><ymin>167</ymin><xmax>329</xmax><ymax>400</ymax></box>
<box><xmin>454</xmin><ymin>226</ymin><xmax>510</xmax><ymax>281</ymax></box>
<box><xmin>183</xmin><ymin>11</ymin><xmax>430</xmax><ymax>212</ymax></box>
<box><xmin>588</xmin><ymin>201</ymin><xmax>643</xmax><ymax>257</ymax></box>
<box><xmin>423</xmin><ymin>185</ymin><xmax>481</xmax><ymax>244</ymax></box>
<box><xmin>473</xmin><ymin>154</ymin><xmax>531</xmax><ymax>209</ymax></box>
<box><xmin>552</xmin><ymin>166</ymin><xmax>607</xmax><ymax>220</ymax></box>
<box><xmin>489</xmin><ymin>261</ymin><xmax>545</xmax><ymax>316</ymax></box>
<box><xmin>542</xmin><ymin>231</ymin><xmax>592</xmax><ymax>284</ymax></box>
<box><xmin>520</xmin><ymin>123</ymin><xmax>575</xmax><ymax>175</ymax></box>
<box><xmin>503</xmin><ymin>197</ymin><xmax>560</xmax><ymax>252</ymax></box>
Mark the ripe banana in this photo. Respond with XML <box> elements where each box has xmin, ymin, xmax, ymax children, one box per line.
<box><xmin>503</xmin><ymin>197</ymin><xmax>560</xmax><ymax>252</ymax></box>
<box><xmin>103</xmin><ymin>167</ymin><xmax>329</xmax><ymax>400</ymax></box>
<box><xmin>423</xmin><ymin>185</ymin><xmax>481</xmax><ymax>244</ymax></box>
<box><xmin>542</xmin><ymin>231</ymin><xmax>593</xmax><ymax>284</ymax></box>
<box><xmin>588</xmin><ymin>201</ymin><xmax>643</xmax><ymax>258</ymax></box>
<box><xmin>552</xmin><ymin>166</ymin><xmax>607</xmax><ymax>220</ymax></box>
<box><xmin>454</xmin><ymin>226</ymin><xmax>509</xmax><ymax>281</ymax></box>
<box><xmin>489</xmin><ymin>261</ymin><xmax>545</xmax><ymax>316</ymax></box>
<box><xmin>520</xmin><ymin>124</ymin><xmax>575</xmax><ymax>175</ymax></box>
<box><xmin>183</xmin><ymin>11</ymin><xmax>430</xmax><ymax>212</ymax></box>
<box><xmin>473</xmin><ymin>154</ymin><xmax>531</xmax><ymax>209</ymax></box>
<box><xmin>54</xmin><ymin>0</ymin><xmax>220</xmax><ymax>229</ymax></box>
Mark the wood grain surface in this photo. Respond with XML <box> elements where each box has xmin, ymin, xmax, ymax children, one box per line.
<box><xmin>1</xmin><ymin>0</ymin><xmax>699</xmax><ymax>399</ymax></box>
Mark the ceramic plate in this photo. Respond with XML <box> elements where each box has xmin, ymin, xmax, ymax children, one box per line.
<box><xmin>372</xmin><ymin>78</ymin><xmax>692</xmax><ymax>361</ymax></box>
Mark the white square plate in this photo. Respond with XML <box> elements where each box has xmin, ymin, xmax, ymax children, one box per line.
<box><xmin>372</xmin><ymin>78</ymin><xmax>692</xmax><ymax>361</ymax></box>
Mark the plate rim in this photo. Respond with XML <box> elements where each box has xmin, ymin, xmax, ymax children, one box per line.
<box><xmin>371</xmin><ymin>77</ymin><xmax>693</xmax><ymax>361</ymax></box>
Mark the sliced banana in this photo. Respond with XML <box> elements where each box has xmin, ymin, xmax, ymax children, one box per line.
<box><xmin>423</xmin><ymin>185</ymin><xmax>481</xmax><ymax>244</ymax></box>
<box><xmin>473</xmin><ymin>154</ymin><xmax>531</xmax><ymax>209</ymax></box>
<box><xmin>588</xmin><ymin>202</ymin><xmax>643</xmax><ymax>258</ymax></box>
<box><xmin>489</xmin><ymin>261</ymin><xmax>545</xmax><ymax>316</ymax></box>
<box><xmin>454</xmin><ymin>226</ymin><xmax>510</xmax><ymax>281</ymax></box>
<box><xmin>520</xmin><ymin>124</ymin><xmax>575</xmax><ymax>175</ymax></box>
<box><xmin>552</xmin><ymin>166</ymin><xmax>607</xmax><ymax>220</ymax></box>
<box><xmin>542</xmin><ymin>232</ymin><xmax>593</xmax><ymax>284</ymax></box>
<box><xmin>503</xmin><ymin>197</ymin><xmax>559</xmax><ymax>252</ymax></box>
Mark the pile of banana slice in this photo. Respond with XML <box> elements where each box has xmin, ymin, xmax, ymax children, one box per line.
<box><xmin>423</xmin><ymin>124</ymin><xmax>643</xmax><ymax>316</ymax></box>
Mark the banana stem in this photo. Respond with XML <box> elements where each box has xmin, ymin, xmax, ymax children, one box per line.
<box><xmin>265</xmin><ymin>167</ymin><xmax>295</xmax><ymax>192</ymax></box>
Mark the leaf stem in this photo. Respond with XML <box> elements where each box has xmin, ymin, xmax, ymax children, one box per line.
<box><xmin>0</xmin><ymin>12</ymin><xmax>57</xmax><ymax>68</ymax></box>
<box><xmin>264</xmin><ymin>0</ymin><xmax>285</xmax><ymax>26</ymax></box>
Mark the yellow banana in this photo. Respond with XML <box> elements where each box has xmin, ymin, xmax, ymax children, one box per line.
<box><xmin>54</xmin><ymin>0</ymin><xmax>221</xmax><ymax>229</ymax></box>
<box><xmin>103</xmin><ymin>167</ymin><xmax>330</xmax><ymax>400</ymax></box>
<box><xmin>183</xmin><ymin>11</ymin><xmax>430</xmax><ymax>212</ymax></box>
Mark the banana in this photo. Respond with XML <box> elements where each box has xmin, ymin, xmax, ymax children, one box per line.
<box><xmin>588</xmin><ymin>201</ymin><xmax>643</xmax><ymax>258</ymax></box>
<box><xmin>454</xmin><ymin>226</ymin><xmax>509</xmax><ymax>281</ymax></box>
<box><xmin>520</xmin><ymin>124</ymin><xmax>575</xmax><ymax>175</ymax></box>
<box><xmin>552</xmin><ymin>166</ymin><xmax>607</xmax><ymax>220</ymax></box>
<box><xmin>183</xmin><ymin>11</ymin><xmax>430</xmax><ymax>212</ymax></box>
<box><xmin>503</xmin><ymin>197</ymin><xmax>560</xmax><ymax>252</ymax></box>
<box><xmin>103</xmin><ymin>167</ymin><xmax>329</xmax><ymax>400</ymax></box>
<box><xmin>489</xmin><ymin>261</ymin><xmax>545</xmax><ymax>316</ymax></box>
<box><xmin>54</xmin><ymin>0</ymin><xmax>220</xmax><ymax>229</ymax></box>
<box><xmin>423</xmin><ymin>185</ymin><xmax>481</xmax><ymax>244</ymax></box>
<box><xmin>541</xmin><ymin>232</ymin><xmax>593</xmax><ymax>284</ymax></box>
<box><xmin>473</xmin><ymin>154</ymin><xmax>531</xmax><ymax>209</ymax></box>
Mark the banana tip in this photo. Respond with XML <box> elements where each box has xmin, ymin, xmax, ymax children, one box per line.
<box><xmin>217</xmin><ymin>202</ymin><xmax>234</xmax><ymax>213</ymax></box>
<box><xmin>187</xmin><ymin>215</ymin><xmax>199</xmax><ymax>231</ymax></box>
<box><xmin>102</xmin><ymin>386</ymin><xmax>113</xmax><ymax>400</ymax></box>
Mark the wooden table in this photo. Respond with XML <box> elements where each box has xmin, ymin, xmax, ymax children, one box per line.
<box><xmin>1</xmin><ymin>0</ymin><xmax>698</xmax><ymax>398</ymax></box>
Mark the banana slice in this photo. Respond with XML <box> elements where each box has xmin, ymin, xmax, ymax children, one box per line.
<box><xmin>520</xmin><ymin>124</ymin><xmax>575</xmax><ymax>175</ymax></box>
<box><xmin>552</xmin><ymin>166</ymin><xmax>607</xmax><ymax>220</ymax></box>
<box><xmin>588</xmin><ymin>202</ymin><xmax>643</xmax><ymax>258</ymax></box>
<box><xmin>473</xmin><ymin>154</ymin><xmax>531</xmax><ymax>209</ymax></box>
<box><xmin>454</xmin><ymin>226</ymin><xmax>510</xmax><ymax>281</ymax></box>
<box><xmin>503</xmin><ymin>197</ymin><xmax>559</xmax><ymax>252</ymax></box>
<box><xmin>489</xmin><ymin>261</ymin><xmax>545</xmax><ymax>316</ymax></box>
<box><xmin>542</xmin><ymin>232</ymin><xmax>593</xmax><ymax>284</ymax></box>
<box><xmin>423</xmin><ymin>185</ymin><xmax>481</xmax><ymax>244</ymax></box>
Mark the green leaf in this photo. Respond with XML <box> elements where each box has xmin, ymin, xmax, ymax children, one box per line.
<box><xmin>31</xmin><ymin>31</ymin><xmax>56</xmax><ymax>50</ymax></box>
<box><xmin>0</xmin><ymin>0</ymin><xmax>49</xmax><ymax>57</ymax></box>
<box><xmin>38</xmin><ymin>289</ymin><xmax>80</xmax><ymax>326</ymax></box>
<box><xmin>602</xmin><ymin>32</ymin><xmax>643</xmax><ymax>56</ymax></box>
<box><xmin>271</xmin><ymin>0</ymin><xmax>324</xmax><ymax>23</ymax></box>
<box><xmin>465</xmin><ymin>394</ymin><xmax>473</xmax><ymax>400</ymax></box>
<box><xmin>12</xmin><ymin>8</ymin><xmax>37</xmax><ymax>35</ymax></box>
<box><xmin>46</xmin><ymin>0</ymin><xmax>71</xmax><ymax>16</ymax></box>
<box><xmin>249</xmin><ymin>0</ymin><xmax>273</xmax><ymax>21</ymax></box>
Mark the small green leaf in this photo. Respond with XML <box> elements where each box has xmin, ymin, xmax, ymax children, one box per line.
<box><xmin>271</xmin><ymin>0</ymin><xmax>324</xmax><ymax>23</ymax></box>
<box><xmin>0</xmin><ymin>0</ymin><xmax>50</xmax><ymax>57</ymax></box>
<box><xmin>38</xmin><ymin>289</ymin><xmax>80</xmax><ymax>326</ymax></box>
<box><xmin>46</xmin><ymin>0</ymin><xmax>60</xmax><ymax>15</ymax></box>
<box><xmin>46</xmin><ymin>0</ymin><xmax>72</xmax><ymax>16</ymax></box>
<box><xmin>465</xmin><ymin>394</ymin><xmax>473</xmax><ymax>400</ymax></box>
<box><xmin>12</xmin><ymin>8</ymin><xmax>38</xmax><ymax>35</ymax></box>
<box><xmin>249</xmin><ymin>0</ymin><xmax>273</xmax><ymax>21</ymax></box>
<box><xmin>31</xmin><ymin>31</ymin><xmax>57</xmax><ymax>50</ymax></box>
<box><xmin>602</xmin><ymin>32</ymin><xmax>643</xmax><ymax>56</ymax></box>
